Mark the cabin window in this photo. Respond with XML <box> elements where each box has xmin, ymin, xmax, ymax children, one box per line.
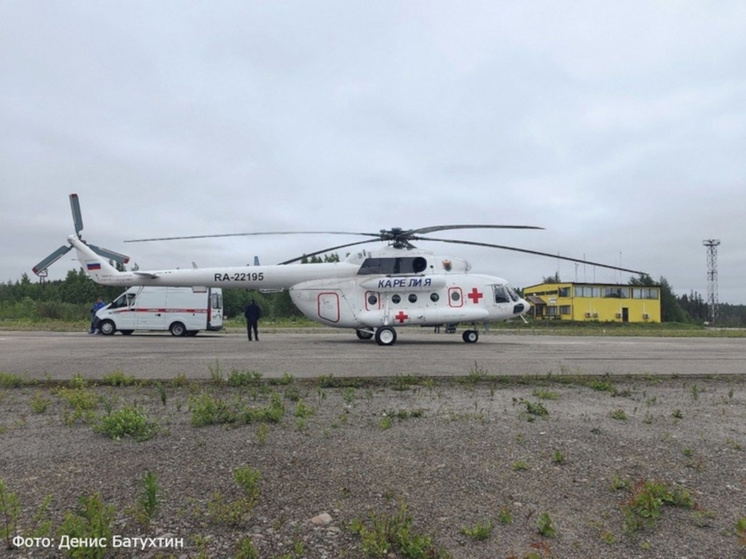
<box><xmin>430</xmin><ymin>293</ymin><xmax>439</xmax><ymax>302</ymax></box>
<box><xmin>368</xmin><ymin>294</ymin><xmax>378</xmax><ymax>305</ymax></box>
<box><xmin>391</xmin><ymin>294</ymin><xmax>401</xmax><ymax>304</ymax></box>
<box><xmin>408</xmin><ymin>294</ymin><xmax>418</xmax><ymax>303</ymax></box>
<box><xmin>451</xmin><ymin>291</ymin><xmax>460</xmax><ymax>302</ymax></box>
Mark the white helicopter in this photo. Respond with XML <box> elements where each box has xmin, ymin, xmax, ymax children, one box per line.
<box><xmin>34</xmin><ymin>194</ymin><xmax>645</xmax><ymax>345</ymax></box>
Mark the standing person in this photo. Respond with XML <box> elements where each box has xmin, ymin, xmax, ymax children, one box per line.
<box><xmin>89</xmin><ymin>296</ymin><xmax>106</xmax><ymax>334</ymax></box>
<box><xmin>243</xmin><ymin>299</ymin><xmax>261</xmax><ymax>341</ymax></box>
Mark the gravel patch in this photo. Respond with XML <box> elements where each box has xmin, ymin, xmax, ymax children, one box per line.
<box><xmin>1</xmin><ymin>374</ymin><xmax>745</xmax><ymax>558</ymax></box>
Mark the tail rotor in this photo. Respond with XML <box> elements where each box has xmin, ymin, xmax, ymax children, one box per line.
<box><xmin>32</xmin><ymin>194</ymin><xmax>130</xmax><ymax>276</ymax></box>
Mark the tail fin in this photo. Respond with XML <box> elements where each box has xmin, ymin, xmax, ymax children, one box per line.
<box><xmin>68</xmin><ymin>235</ymin><xmax>126</xmax><ymax>283</ymax></box>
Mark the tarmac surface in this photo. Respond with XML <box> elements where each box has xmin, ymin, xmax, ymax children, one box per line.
<box><xmin>1</xmin><ymin>328</ymin><xmax>745</xmax><ymax>380</ymax></box>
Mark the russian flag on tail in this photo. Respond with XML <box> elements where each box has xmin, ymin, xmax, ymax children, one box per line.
<box><xmin>86</xmin><ymin>261</ymin><xmax>101</xmax><ymax>271</ymax></box>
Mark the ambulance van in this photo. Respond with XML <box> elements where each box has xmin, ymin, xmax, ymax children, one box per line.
<box><xmin>95</xmin><ymin>286</ymin><xmax>223</xmax><ymax>336</ymax></box>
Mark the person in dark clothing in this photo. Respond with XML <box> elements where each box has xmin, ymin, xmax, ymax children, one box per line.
<box><xmin>89</xmin><ymin>296</ymin><xmax>106</xmax><ymax>334</ymax></box>
<box><xmin>243</xmin><ymin>300</ymin><xmax>261</xmax><ymax>341</ymax></box>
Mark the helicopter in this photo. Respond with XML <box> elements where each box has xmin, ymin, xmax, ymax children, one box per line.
<box><xmin>34</xmin><ymin>194</ymin><xmax>645</xmax><ymax>345</ymax></box>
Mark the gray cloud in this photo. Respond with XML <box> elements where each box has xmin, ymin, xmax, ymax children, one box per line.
<box><xmin>2</xmin><ymin>1</ymin><xmax>744</xmax><ymax>302</ymax></box>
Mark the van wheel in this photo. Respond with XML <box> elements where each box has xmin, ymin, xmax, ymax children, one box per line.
<box><xmin>169</xmin><ymin>322</ymin><xmax>187</xmax><ymax>337</ymax></box>
<box><xmin>99</xmin><ymin>320</ymin><xmax>116</xmax><ymax>336</ymax></box>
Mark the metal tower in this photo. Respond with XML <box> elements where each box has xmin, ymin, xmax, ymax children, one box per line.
<box><xmin>702</xmin><ymin>239</ymin><xmax>720</xmax><ymax>325</ymax></box>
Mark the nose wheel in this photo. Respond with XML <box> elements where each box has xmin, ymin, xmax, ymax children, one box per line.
<box><xmin>375</xmin><ymin>326</ymin><xmax>397</xmax><ymax>346</ymax></box>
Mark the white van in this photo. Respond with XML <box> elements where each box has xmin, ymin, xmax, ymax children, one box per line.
<box><xmin>95</xmin><ymin>286</ymin><xmax>224</xmax><ymax>336</ymax></box>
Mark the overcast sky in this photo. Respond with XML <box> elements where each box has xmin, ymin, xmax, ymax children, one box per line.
<box><xmin>2</xmin><ymin>1</ymin><xmax>745</xmax><ymax>303</ymax></box>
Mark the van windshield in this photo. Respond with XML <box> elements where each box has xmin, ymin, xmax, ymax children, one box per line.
<box><xmin>109</xmin><ymin>293</ymin><xmax>136</xmax><ymax>309</ymax></box>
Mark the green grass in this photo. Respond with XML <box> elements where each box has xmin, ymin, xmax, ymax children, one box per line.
<box><xmin>96</xmin><ymin>405</ymin><xmax>157</xmax><ymax>441</ymax></box>
<box><xmin>350</xmin><ymin>502</ymin><xmax>451</xmax><ymax>558</ymax></box>
<box><xmin>621</xmin><ymin>479</ymin><xmax>695</xmax><ymax>533</ymax></box>
<box><xmin>461</xmin><ymin>520</ymin><xmax>492</xmax><ymax>541</ymax></box>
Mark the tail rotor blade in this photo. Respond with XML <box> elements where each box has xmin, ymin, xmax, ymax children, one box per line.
<box><xmin>33</xmin><ymin>245</ymin><xmax>72</xmax><ymax>275</ymax></box>
<box><xmin>69</xmin><ymin>193</ymin><xmax>83</xmax><ymax>236</ymax></box>
<box><xmin>87</xmin><ymin>243</ymin><xmax>130</xmax><ymax>265</ymax></box>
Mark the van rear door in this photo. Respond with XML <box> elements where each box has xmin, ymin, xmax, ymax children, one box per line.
<box><xmin>207</xmin><ymin>289</ymin><xmax>224</xmax><ymax>331</ymax></box>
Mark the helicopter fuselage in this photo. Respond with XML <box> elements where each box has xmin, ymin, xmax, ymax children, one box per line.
<box><xmin>288</xmin><ymin>247</ymin><xmax>528</xmax><ymax>335</ymax></box>
<box><xmin>69</xmin><ymin>236</ymin><xmax>528</xmax><ymax>344</ymax></box>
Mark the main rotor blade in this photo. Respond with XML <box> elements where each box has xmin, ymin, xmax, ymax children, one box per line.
<box><xmin>33</xmin><ymin>245</ymin><xmax>72</xmax><ymax>275</ymax></box>
<box><xmin>124</xmin><ymin>231</ymin><xmax>381</xmax><ymax>243</ymax></box>
<box><xmin>124</xmin><ymin>225</ymin><xmax>544</xmax><ymax>243</ymax></box>
<box><xmin>86</xmin><ymin>243</ymin><xmax>131</xmax><ymax>265</ymax></box>
<box><xmin>412</xmin><ymin>224</ymin><xmax>544</xmax><ymax>235</ymax></box>
<box><xmin>278</xmin><ymin>239</ymin><xmax>379</xmax><ymax>265</ymax></box>
<box><xmin>69</xmin><ymin>193</ymin><xmax>83</xmax><ymax>236</ymax></box>
<box><xmin>418</xmin><ymin>236</ymin><xmax>646</xmax><ymax>275</ymax></box>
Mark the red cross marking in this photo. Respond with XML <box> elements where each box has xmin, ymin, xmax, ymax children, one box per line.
<box><xmin>468</xmin><ymin>287</ymin><xmax>484</xmax><ymax>304</ymax></box>
<box><xmin>394</xmin><ymin>311</ymin><xmax>409</xmax><ymax>323</ymax></box>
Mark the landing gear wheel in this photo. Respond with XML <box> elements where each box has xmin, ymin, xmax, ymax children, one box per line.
<box><xmin>462</xmin><ymin>330</ymin><xmax>479</xmax><ymax>343</ymax></box>
<box><xmin>169</xmin><ymin>322</ymin><xmax>187</xmax><ymax>337</ymax></box>
<box><xmin>99</xmin><ymin>320</ymin><xmax>116</xmax><ymax>336</ymax></box>
<box><xmin>375</xmin><ymin>326</ymin><xmax>397</xmax><ymax>346</ymax></box>
<box><xmin>356</xmin><ymin>329</ymin><xmax>374</xmax><ymax>340</ymax></box>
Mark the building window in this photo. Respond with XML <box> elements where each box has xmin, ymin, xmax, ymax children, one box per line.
<box><xmin>604</xmin><ymin>287</ymin><xmax>630</xmax><ymax>299</ymax></box>
<box><xmin>559</xmin><ymin>306</ymin><xmax>571</xmax><ymax>315</ymax></box>
<box><xmin>576</xmin><ymin>286</ymin><xmax>601</xmax><ymax>297</ymax></box>
<box><xmin>633</xmin><ymin>288</ymin><xmax>659</xmax><ymax>299</ymax></box>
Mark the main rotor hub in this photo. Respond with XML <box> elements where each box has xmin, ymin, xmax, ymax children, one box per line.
<box><xmin>379</xmin><ymin>228</ymin><xmax>416</xmax><ymax>249</ymax></box>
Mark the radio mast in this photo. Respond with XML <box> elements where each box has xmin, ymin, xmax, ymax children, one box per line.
<box><xmin>702</xmin><ymin>239</ymin><xmax>720</xmax><ymax>325</ymax></box>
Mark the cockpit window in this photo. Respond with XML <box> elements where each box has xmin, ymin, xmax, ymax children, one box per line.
<box><xmin>357</xmin><ymin>256</ymin><xmax>428</xmax><ymax>275</ymax></box>
<box><xmin>493</xmin><ymin>285</ymin><xmax>520</xmax><ymax>304</ymax></box>
<box><xmin>494</xmin><ymin>285</ymin><xmax>510</xmax><ymax>304</ymax></box>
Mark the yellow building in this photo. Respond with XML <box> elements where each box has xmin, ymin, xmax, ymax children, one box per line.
<box><xmin>523</xmin><ymin>282</ymin><xmax>661</xmax><ymax>323</ymax></box>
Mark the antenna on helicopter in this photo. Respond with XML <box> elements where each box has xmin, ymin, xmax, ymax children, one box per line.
<box><xmin>32</xmin><ymin>194</ymin><xmax>130</xmax><ymax>276</ymax></box>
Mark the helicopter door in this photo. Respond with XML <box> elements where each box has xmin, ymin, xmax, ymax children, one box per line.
<box><xmin>317</xmin><ymin>292</ymin><xmax>340</xmax><ymax>323</ymax></box>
